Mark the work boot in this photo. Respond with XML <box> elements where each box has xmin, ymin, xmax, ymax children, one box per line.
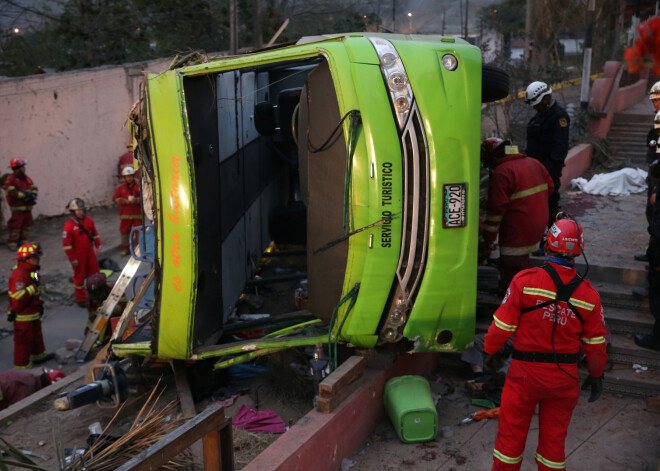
<box><xmin>33</xmin><ymin>353</ymin><xmax>55</xmax><ymax>364</ymax></box>
<box><xmin>76</xmin><ymin>300</ymin><xmax>87</xmax><ymax>308</ymax></box>
<box><xmin>634</xmin><ymin>253</ymin><xmax>649</xmax><ymax>262</ymax></box>
<box><xmin>120</xmin><ymin>248</ymin><xmax>129</xmax><ymax>257</ymax></box>
<box><xmin>632</xmin><ymin>286</ymin><xmax>650</xmax><ymax>297</ymax></box>
<box><xmin>634</xmin><ymin>334</ymin><xmax>660</xmax><ymax>352</ymax></box>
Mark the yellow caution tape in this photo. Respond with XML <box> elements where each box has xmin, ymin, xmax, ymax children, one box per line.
<box><xmin>487</xmin><ymin>72</ymin><xmax>605</xmax><ymax>105</ymax></box>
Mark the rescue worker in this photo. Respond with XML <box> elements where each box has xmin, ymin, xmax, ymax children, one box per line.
<box><xmin>62</xmin><ymin>198</ymin><xmax>102</xmax><ymax>307</ymax></box>
<box><xmin>0</xmin><ymin>369</ymin><xmax>65</xmax><ymax>410</ymax></box>
<box><xmin>84</xmin><ymin>272</ymin><xmax>126</xmax><ymax>340</ymax></box>
<box><xmin>4</xmin><ymin>158</ymin><xmax>38</xmax><ymax>251</ymax></box>
<box><xmin>635</xmin><ymin>158</ymin><xmax>660</xmax><ymax>351</ymax></box>
<box><xmin>480</xmin><ymin>137</ymin><xmax>554</xmax><ymax>292</ymax></box>
<box><xmin>112</xmin><ymin>166</ymin><xmax>142</xmax><ymax>256</ymax></box>
<box><xmin>117</xmin><ymin>143</ymin><xmax>135</xmax><ymax>183</ymax></box>
<box><xmin>484</xmin><ymin>216</ymin><xmax>608</xmax><ymax>471</ymax></box>
<box><xmin>8</xmin><ymin>243</ymin><xmax>52</xmax><ymax>368</ymax></box>
<box><xmin>524</xmin><ymin>81</ymin><xmax>570</xmax><ymax>231</ymax></box>
<box><xmin>635</xmin><ymin>84</ymin><xmax>660</xmax><ymax>263</ymax></box>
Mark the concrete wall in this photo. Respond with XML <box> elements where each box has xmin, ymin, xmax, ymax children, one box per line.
<box><xmin>0</xmin><ymin>59</ymin><xmax>169</xmax><ymax>220</ymax></box>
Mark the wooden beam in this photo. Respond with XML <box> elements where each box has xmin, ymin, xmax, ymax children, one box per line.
<box><xmin>316</xmin><ymin>355</ymin><xmax>364</xmax><ymax>413</ymax></box>
<box><xmin>172</xmin><ymin>360</ymin><xmax>204</xmax><ymax>467</ymax></box>
<box><xmin>115</xmin><ymin>402</ymin><xmax>233</xmax><ymax>471</ymax></box>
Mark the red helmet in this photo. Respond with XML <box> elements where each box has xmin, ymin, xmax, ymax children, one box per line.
<box><xmin>546</xmin><ymin>219</ymin><xmax>583</xmax><ymax>255</ymax></box>
<box><xmin>45</xmin><ymin>369</ymin><xmax>66</xmax><ymax>383</ymax></box>
<box><xmin>10</xmin><ymin>157</ymin><xmax>26</xmax><ymax>170</ymax></box>
<box><xmin>14</xmin><ymin>243</ymin><xmax>40</xmax><ymax>260</ymax></box>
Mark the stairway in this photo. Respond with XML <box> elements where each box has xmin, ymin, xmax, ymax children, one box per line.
<box><xmin>607</xmin><ymin>111</ymin><xmax>653</xmax><ymax>167</ymax></box>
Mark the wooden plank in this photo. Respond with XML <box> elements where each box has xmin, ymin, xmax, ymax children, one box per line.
<box><xmin>85</xmin><ymin>343</ymin><xmax>110</xmax><ymax>383</ymax></box>
<box><xmin>115</xmin><ymin>402</ymin><xmax>232</xmax><ymax>471</ymax></box>
<box><xmin>172</xmin><ymin>360</ymin><xmax>204</xmax><ymax>467</ymax></box>
<box><xmin>316</xmin><ymin>377</ymin><xmax>360</xmax><ymax>414</ymax></box>
<box><xmin>0</xmin><ymin>366</ymin><xmax>88</xmax><ymax>424</ymax></box>
<box><xmin>319</xmin><ymin>355</ymin><xmax>364</xmax><ymax>399</ymax></box>
<box><xmin>203</xmin><ymin>425</ymin><xmax>234</xmax><ymax>471</ymax></box>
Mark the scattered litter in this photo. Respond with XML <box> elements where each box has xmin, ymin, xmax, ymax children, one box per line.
<box><xmin>441</xmin><ymin>426</ymin><xmax>453</xmax><ymax>438</ymax></box>
<box><xmin>232</xmin><ymin>405</ymin><xmax>286</xmax><ymax>433</ymax></box>
<box><xmin>633</xmin><ymin>363</ymin><xmax>648</xmax><ymax>373</ymax></box>
<box><xmin>571</xmin><ymin>167</ymin><xmax>647</xmax><ymax>195</ymax></box>
<box><xmin>471</xmin><ymin>398</ymin><xmax>497</xmax><ymax>409</ymax></box>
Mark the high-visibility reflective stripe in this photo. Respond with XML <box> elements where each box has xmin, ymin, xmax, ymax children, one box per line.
<box><xmin>9</xmin><ymin>289</ymin><xmax>26</xmax><ymax>299</ymax></box>
<box><xmin>94</xmin><ymin>235</ymin><xmax>100</xmax><ymax>239</ymax></box>
<box><xmin>14</xmin><ymin>363</ymin><xmax>31</xmax><ymax>369</ymax></box>
<box><xmin>63</xmin><ymin>246</ymin><xmax>73</xmax><ymax>250</ymax></box>
<box><xmin>523</xmin><ymin>287</ymin><xmax>555</xmax><ymax>299</ymax></box>
<box><xmin>522</xmin><ymin>287</ymin><xmax>594</xmax><ymax>311</ymax></box>
<box><xmin>493</xmin><ymin>449</ymin><xmax>523</xmax><ymax>464</ymax></box>
<box><xmin>485</xmin><ymin>214</ymin><xmax>503</xmax><ymax>222</ymax></box>
<box><xmin>494</xmin><ymin>315</ymin><xmax>517</xmax><ymax>332</ymax></box>
<box><xmin>581</xmin><ymin>336</ymin><xmax>606</xmax><ymax>344</ymax></box>
<box><xmin>535</xmin><ymin>452</ymin><xmax>565</xmax><ymax>469</ymax></box>
<box><xmin>74</xmin><ymin>284</ymin><xmax>84</xmax><ymax>289</ymax></box>
<box><xmin>9</xmin><ymin>206</ymin><xmax>30</xmax><ymax>211</ymax></box>
<box><xmin>119</xmin><ymin>215</ymin><xmax>141</xmax><ymax>220</ymax></box>
<box><xmin>500</xmin><ymin>243</ymin><xmax>541</xmax><ymax>255</ymax></box>
<box><xmin>6</xmin><ymin>186</ymin><xmax>15</xmax><ymax>191</ymax></box>
<box><xmin>484</xmin><ymin>224</ymin><xmax>499</xmax><ymax>233</ymax></box>
<box><xmin>26</xmin><ymin>285</ymin><xmax>36</xmax><ymax>296</ymax></box>
<box><xmin>16</xmin><ymin>313</ymin><xmax>40</xmax><ymax>321</ymax></box>
<box><xmin>511</xmin><ymin>183</ymin><xmax>548</xmax><ymax>200</ymax></box>
<box><xmin>31</xmin><ymin>351</ymin><xmax>47</xmax><ymax>361</ymax></box>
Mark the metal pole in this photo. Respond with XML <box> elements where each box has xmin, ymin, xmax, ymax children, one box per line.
<box><xmin>580</xmin><ymin>0</ymin><xmax>596</xmax><ymax>111</ymax></box>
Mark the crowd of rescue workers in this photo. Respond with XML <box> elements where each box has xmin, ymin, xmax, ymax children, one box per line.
<box><xmin>1</xmin><ymin>80</ymin><xmax>660</xmax><ymax>470</ymax></box>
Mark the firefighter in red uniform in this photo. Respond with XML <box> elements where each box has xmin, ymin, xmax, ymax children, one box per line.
<box><xmin>112</xmin><ymin>167</ymin><xmax>142</xmax><ymax>256</ymax></box>
<box><xmin>0</xmin><ymin>369</ymin><xmax>65</xmax><ymax>410</ymax></box>
<box><xmin>480</xmin><ymin>138</ymin><xmax>554</xmax><ymax>292</ymax></box>
<box><xmin>4</xmin><ymin>158</ymin><xmax>38</xmax><ymax>251</ymax></box>
<box><xmin>8</xmin><ymin>243</ymin><xmax>51</xmax><ymax>368</ymax></box>
<box><xmin>117</xmin><ymin>143</ymin><xmax>135</xmax><ymax>183</ymax></box>
<box><xmin>484</xmin><ymin>216</ymin><xmax>608</xmax><ymax>471</ymax></box>
<box><xmin>62</xmin><ymin>198</ymin><xmax>102</xmax><ymax>307</ymax></box>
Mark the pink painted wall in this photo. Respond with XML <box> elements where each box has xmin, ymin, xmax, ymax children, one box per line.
<box><xmin>0</xmin><ymin>59</ymin><xmax>169</xmax><ymax>219</ymax></box>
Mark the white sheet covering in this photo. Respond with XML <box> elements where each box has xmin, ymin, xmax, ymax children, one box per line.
<box><xmin>570</xmin><ymin>167</ymin><xmax>648</xmax><ymax>196</ymax></box>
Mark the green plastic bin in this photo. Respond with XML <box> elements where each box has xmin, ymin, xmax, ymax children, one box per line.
<box><xmin>383</xmin><ymin>375</ymin><xmax>438</xmax><ymax>443</ymax></box>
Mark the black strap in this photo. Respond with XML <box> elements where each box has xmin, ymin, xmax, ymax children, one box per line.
<box><xmin>513</xmin><ymin>349</ymin><xmax>578</xmax><ymax>364</ymax></box>
<box><xmin>520</xmin><ymin>263</ymin><xmax>585</xmax><ymax>325</ymax></box>
<box><xmin>72</xmin><ymin>217</ymin><xmax>95</xmax><ymax>246</ymax></box>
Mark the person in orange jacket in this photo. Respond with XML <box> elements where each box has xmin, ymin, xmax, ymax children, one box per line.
<box><xmin>8</xmin><ymin>243</ymin><xmax>51</xmax><ymax>368</ymax></box>
<box><xmin>484</xmin><ymin>216</ymin><xmax>608</xmax><ymax>471</ymax></box>
<box><xmin>112</xmin><ymin>167</ymin><xmax>142</xmax><ymax>256</ymax></box>
<box><xmin>0</xmin><ymin>369</ymin><xmax>65</xmax><ymax>410</ymax></box>
<box><xmin>62</xmin><ymin>198</ymin><xmax>102</xmax><ymax>307</ymax></box>
<box><xmin>4</xmin><ymin>158</ymin><xmax>38</xmax><ymax>251</ymax></box>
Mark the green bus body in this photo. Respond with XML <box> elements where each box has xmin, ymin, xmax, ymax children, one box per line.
<box><xmin>124</xmin><ymin>33</ymin><xmax>481</xmax><ymax>362</ymax></box>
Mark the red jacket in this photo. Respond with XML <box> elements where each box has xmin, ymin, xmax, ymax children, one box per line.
<box><xmin>483</xmin><ymin>153</ymin><xmax>554</xmax><ymax>255</ymax></box>
<box><xmin>8</xmin><ymin>260</ymin><xmax>42</xmax><ymax>319</ymax></box>
<box><xmin>4</xmin><ymin>172</ymin><xmax>37</xmax><ymax>211</ymax></box>
<box><xmin>62</xmin><ymin>216</ymin><xmax>101</xmax><ymax>262</ymax></box>
<box><xmin>112</xmin><ymin>182</ymin><xmax>141</xmax><ymax>218</ymax></box>
<box><xmin>484</xmin><ymin>261</ymin><xmax>608</xmax><ymax>378</ymax></box>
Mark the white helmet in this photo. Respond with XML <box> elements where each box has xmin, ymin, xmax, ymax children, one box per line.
<box><xmin>650</xmin><ymin>81</ymin><xmax>660</xmax><ymax>100</ymax></box>
<box><xmin>655</xmin><ymin>110</ymin><xmax>660</xmax><ymax>129</ymax></box>
<box><xmin>525</xmin><ymin>81</ymin><xmax>552</xmax><ymax>106</ymax></box>
<box><xmin>121</xmin><ymin>166</ymin><xmax>136</xmax><ymax>176</ymax></box>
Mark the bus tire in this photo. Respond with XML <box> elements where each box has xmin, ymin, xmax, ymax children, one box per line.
<box><xmin>482</xmin><ymin>64</ymin><xmax>510</xmax><ymax>103</ymax></box>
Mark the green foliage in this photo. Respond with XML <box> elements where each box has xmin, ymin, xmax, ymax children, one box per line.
<box><xmin>0</xmin><ymin>0</ymin><xmax>380</xmax><ymax>77</ymax></box>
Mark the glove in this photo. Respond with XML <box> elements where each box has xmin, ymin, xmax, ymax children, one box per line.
<box><xmin>30</xmin><ymin>272</ymin><xmax>40</xmax><ymax>286</ymax></box>
<box><xmin>7</xmin><ymin>312</ymin><xmax>15</xmax><ymax>322</ymax></box>
<box><xmin>483</xmin><ymin>353</ymin><xmax>501</xmax><ymax>373</ymax></box>
<box><xmin>23</xmin><ymin>192</ymin><xmax>37</xmax><ymax>205</ymax></box>
<box><xmin>581</xmin><ymin>374</ymin><xmax>604</xmax><ymax>402</ymax></box>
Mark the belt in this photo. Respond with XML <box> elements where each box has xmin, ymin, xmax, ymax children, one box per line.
<box><xmin>512</xmin><ymin>349</ymin><xmax>578</xmax><ymax>364</ymax></box>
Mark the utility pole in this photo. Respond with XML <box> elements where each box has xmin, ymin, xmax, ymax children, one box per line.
<box><xmin>524</xmin><ymin>0</ymin><xmax>533</xmax><ymax>61</ymax></box>
<box><xmin>464</xmin><ymin>0</ymin><xmax>469</xmax><ymax>40</ymax></box>
<box><xmin>230</xmin><ymin>0</ymin><xmax>238</xmax><ymax>55</ymax></box>
<box><xmin>253</xmin><ymin>0</ymin><xmax>262</xmax><ymax>50</ymax></box>
<box><xmin>580</xmin><ymin>0</ymin><xmax>596</xmax><ymax>111</ymax></box>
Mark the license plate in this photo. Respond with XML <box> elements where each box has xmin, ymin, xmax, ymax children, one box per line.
<box><xmin>442</xmin><ymin>183</ymin><xmax>466</xmax><ymax>228</ymax></box>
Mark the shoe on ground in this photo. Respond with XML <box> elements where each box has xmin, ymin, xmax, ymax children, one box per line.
<box><xmin>634</xmin><ymin>253</ymin><xmax>649</xmax><ymax>262</ymax></box>
<box><xmin>120</xmin><ymin>249</ymin><xmax>129</xmax><ymax>257</ymax></box>
<box><xmin>632</xmin><ymin>287</ymin><xmax>650</xmax><ymax>297</ymax></box>
<box><xmin>76</xmin><ymin>300</ymin><xmax>87</xmax><ymax>308</ymax></box>
<box><xmin>634</xmin><ymin>334</ymin><xmax>660</xmax><ymax>352</ymax></box>
<box><xmin>33</xmin><ymin>353</ymin><xmax>55</xmax><ymax>364</ymax></box>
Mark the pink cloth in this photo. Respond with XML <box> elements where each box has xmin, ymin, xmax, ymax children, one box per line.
<box><xmin>232</xmin><ymin>405</ymin><xmax>286</xmax><ymax>433</ymax></box>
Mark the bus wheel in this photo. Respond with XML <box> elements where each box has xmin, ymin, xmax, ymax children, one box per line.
<box><xmin>482</xmin><ymin>64</ymin><xmax>510</xmax><ymax>103</ymax></box>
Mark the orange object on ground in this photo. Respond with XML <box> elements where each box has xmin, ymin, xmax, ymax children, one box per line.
<box><xmin>472</xmin><ymin>407</ymin><xmax>500</xmax><ymax>420</ymax></box>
